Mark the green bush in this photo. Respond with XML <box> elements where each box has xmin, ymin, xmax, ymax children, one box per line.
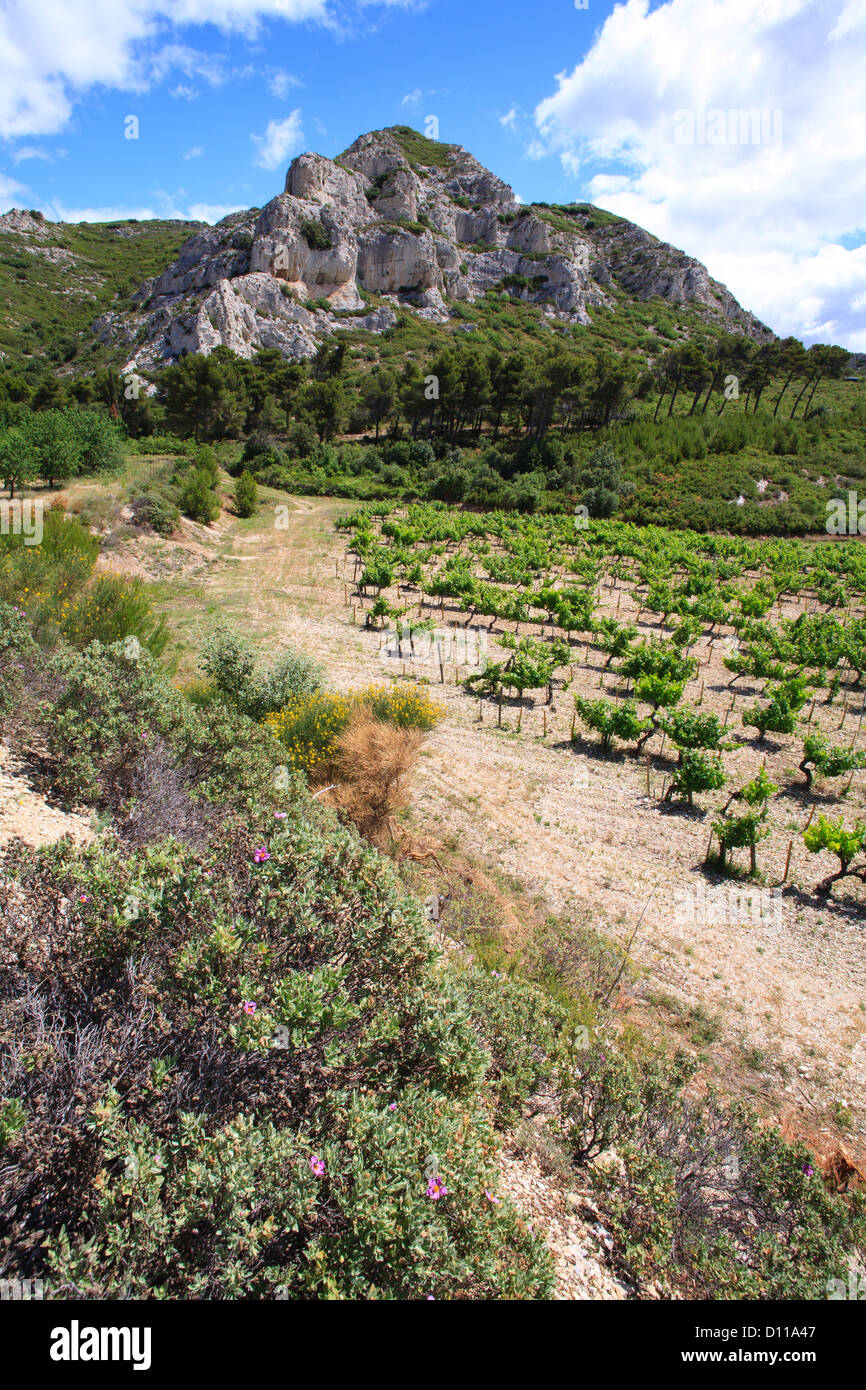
<box><xmin>663</xmin><ymin>749</ymin><xmax>726</xmax><ymax>805</ymax></box>
<box><xmin>179</xmin><ymin>467</ymin><xmax>220</xmax><ymax>524</ymax></box>
<box><xmin>60</xmin><ymin>574</ymin><xmax>170</xmax><ymax>657</ymax></box>
<box><xmin>0</xmin><ymin>802</ymin><xmax>553</xmax><ymax>1299</ymax></box>
<box><xmin>0</xmin><ymin>512</ymin><xmax>165</xmax><ymax>654</ymax></box>
<box><xmin>454</xmin><ymin>965</ymin><xmax>564</xmax><ymax>1123</ymax></box>
<box><xmin>234</xmin><ymin>470</ymin><xmax>258</xmax><ymax>518</ymax></box>
<box><xmin>200</xmin><ymin>627</ymin><xmax>322</xmax><ymax>721</ymax></box>
<box><xmin>130</xmin><ymin>492</ymin><xmax>179</xmax><ymax>537</ymax></box>
<box><xmin>573</xmin><ymin>696</ymin><xmax>649</xmax><ymax>751</ymax></box>
<box><xmin>46</xmin><ymin>640</ymin><xmax>195</xmax><ymax>805</ymax></box>
<box><xmin>299</xmin><ymin>218</ymin><xmax>331</xmax><ymax>251</ymax></box>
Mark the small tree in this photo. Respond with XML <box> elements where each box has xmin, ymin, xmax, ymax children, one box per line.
<box><xmin>595</xmin><ymin>617</ymin><xmax>636</xmax><ymax>670</ymax></box>
<box><xmin>664</xmin><ymin>749</ymin><xmax>726</xmax><ymax>806</ymax></box>
<box><xmin>0</xmin><ymin>427</ymin><xmax>35</xmax><ymax>498</ymax></box>
<box><xmin>709</xmin><ymin>767</ymin><xmax>777</xmax><ymax>875</ymax></box>
<box><xmin>573</xmin><ymin>696</ymin><xmax>650</xmax><ymax>752</ymax></box>
<box><xmin>742</xmin><ymin>680</ymin><xmax>808</xmax><ymax>741</ymax></box>
<box><xmin>634</xmin><ymin>673</ymin><xmax>686</xmax><ymax>716</ymax></box>
<box><xmin>658</xmin><ymin>707</ymin><xmax>735</xmax><ymax>763</ymax></box>
<box><xmin>803</xmin><ymin>815</ymin><xmax>866</xmax><ymax>895</ymax></box>
<box><xmin>799</xmin><ymin>731</ymin><xmax>866</xmax><ymax>791</ymax></box>
<box><xmin>180</xmin><ymin>467</ymin><xmax>221</xmax><ymax>524</ymax></box>
<box><xmin>234</xmin><ymin>471</ymin><xmax>258</xmax><ymax>518</ymax></box>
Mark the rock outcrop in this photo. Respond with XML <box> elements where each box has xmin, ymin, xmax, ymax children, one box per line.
<box><xmin>82</xmin><ymin>125</ymin><xmax>772</xmax><ymax>372</ymax></box>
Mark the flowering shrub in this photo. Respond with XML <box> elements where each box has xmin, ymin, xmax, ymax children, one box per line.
<box><xmin>264</xmin><ymin>690</ymin><xmax>354</xmax><ymax>775</ymax></box>
<box><xmin>0</xmin><ymin>797</ymin><xmax>552</xmax><ymax>1299</ymax></box>
<box><xmin>0</xmin><ymin>512</ymin><xmax>167</xmax><ymax>655</ymax></box>
<box><xmin>356</xmin><ymin>682</ymin><xmax>444</xmax><ymax>732</ymax></box>
<box><xmin>264</xmin><ymin>683</ymin><xmax>443</xmax><ymax>776</ymax></box>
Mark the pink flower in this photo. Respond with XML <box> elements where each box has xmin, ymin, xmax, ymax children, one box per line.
<box><xmin>484</xmin><ymin>1189</ymin><xmax>501</xmax><ymax>1204</ymax></box>
<box><xmin>388</xmin><ymin>1102</ymin><xmax>397</xmax><ymax>1111</ymax></box>
<box><xmin>310</xmin><ymin>1155</ymin><xmax>326</xmax><ymax>1178</ymax></box>
<box><xmin>79</xmin><ymin>894</ymin><xmax>89</xmax><ymax>902</ymax></box>
<box><xmin>426</xmin><ymin>1176</ymin><xmax>448</xmax><ymax>1201</ymax></box>
<box><xmin>274</xmin><ymin>811</ymin><xmax>287</xmax><ymax>819</ymax></box>
<box><xmin>253</xmin><ymin>846</ymin><xmax>270</xmax><ymax>864</ymax></box>
<box><xmin>243</xmin><ymin>1001</ymin><xmax>257</xmax><ymax>1015</ymax></box>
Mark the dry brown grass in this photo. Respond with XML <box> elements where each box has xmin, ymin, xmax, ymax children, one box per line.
<box><xmin>325</xmin><ymin>712</ymin><xmax>422</xmax><ymax>844</ymax></box>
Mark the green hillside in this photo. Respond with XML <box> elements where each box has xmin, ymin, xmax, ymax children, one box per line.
<box><xmin>0</xmin><ymin>215</ymin><xmax>201</xmax><ymax>376</ymax></box>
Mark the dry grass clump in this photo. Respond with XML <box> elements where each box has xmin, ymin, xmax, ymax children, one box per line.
<box><xmin>326</xmin><ymin>712</ymin><xmax>423</xmax><ymax>844</ymax></box>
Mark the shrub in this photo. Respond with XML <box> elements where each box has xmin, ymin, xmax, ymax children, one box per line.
<box><xmin>46</xmin><ymin>640</ymin><xmax>195</xmax><ymax>805</ymax></box>
<box><xmin>59</xmin><ymin>574</ymin><xmax>170</xmax><ymax>657</ymax></box>
<box><xmin>573</xmin><ymin>696</ymin><xmax>649</xmax><ymax>752</ymax></box>
<box><xmin>328</xmin><ymin>713</ymin><xmax>423</xmax><ymax>843</ymax></box>
<box><xmin>130</xmin><ymin>492</ymin><xmax>179</xmax><ymax>537</ymax></box>
<box><xmin>0</xmin><ymin>600</ymin><xmax>33</xmax><ymax>716</ymax></box>
<box><xmin>299</xmin><ymin>218</ymin><xmax>331</xmax><ymax>250</ymax></box>
<box><xmin>658</xmin><ymin>707</ymin><xmax>734</xmax><ymax>758</ymax></box>
<box><xmin>354</xmin><ymin>681</ymin><xmax>444</xmax><ymax>732</ymax></box>
<box><xmin>799</xmin><ymin>731</ymin><xmax>866</xmax><ymax>789</ymax></box>
<box><xmin>200</xmin><ymin>628</ymin><xmax>322</xmax><ymax>721</ymax></box>
<box><xmin>234</xmin><ymin>471</ymin><xmax>258</xmax><ymax>518</ymax></box>
<box><xmin>663</xmin><ymin>749</ymin><xmax>726</xmax><ymax>806</ymax></box>
<box><xmin>709</xmin><ymin>767</ymin><xmax>776</xmax><ymax>873</ymax></box>
<box><xmin>0</xmin><ymin>805</ymin><xmax>553</xmax><ymax>1299</ymax></box>
<box><xmin>592</xmin><ymin>1091</ymin><xmax>866</xmax><ymax>1298</ymax></box>
<box><xmin>0</xmin><ymin>513</ymin><xmax>166</xmax><ymax>655</ymax></box>
<box><xmin>264</xmin><ymin>690</ymin><xmax>354</xmax><ymax>775</ymax></box>
<box><xmin>742</xmin><ymin>680</ymin><xmax>808</xmax><ymax>740</ymax></box>
<box><xmin>179</xmin><ymin>467</ymin><xmax>220</xmax><ymax>524</ymax></box>
<box><xmin>803</xmin><ymin>814</ymin><xmax>866</xmax><ymax>894</ymax></box>
<box><xmin>456</xmin><ymin>967</ymin><xmax>565</xmax><ymax>1124</ymax></box>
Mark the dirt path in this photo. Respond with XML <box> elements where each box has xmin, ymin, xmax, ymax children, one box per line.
<box><xmin>0</xmin><ymin>746</ymin><xmax>94</xmax><ymax>850</ymax></box>
<box><xmin>141</xmin><ymin>496</ymin><xmax>866</xmax><ymax>1158</ymax></box>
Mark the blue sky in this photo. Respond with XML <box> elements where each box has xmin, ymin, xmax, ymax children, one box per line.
<box><xmin>1</xmin><ymin>0</ymin><xmax>865</xmax><ymax>348</ymax></box>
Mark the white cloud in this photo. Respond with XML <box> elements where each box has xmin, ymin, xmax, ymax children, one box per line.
<box><xmin>170</xmin><ymin>84</ymin><xmax>199</xmax><ymax>100</ymax></box>
<box><xmin>401</xmin><ymin>89</ymin><xmax>422</xmax><ymax>109</ymax></box>
<box><xmin>251</xmin><ymin>109</ymin><xmax>304</xmax><ymax>170</ymax></box>
<box><xmin>534</xmin><ymin>0</ymin><xmax>866</xmax><ymax>348</ymax></box>
<box><xmin>0</xmin><ymin>0</ymin><xmax>328</xmax><ymax>138</ymax></box>
<box><xmin>524</xmin><ymin>140</ymin><xmax>547</xmax><ymax>161</ymax></box>
<box><xmin>45</xmin><ymin>200</ymin><xmax>167</xmax><ymax>222</ymax></box>
<box><xmin>268</xmin><ymin>68</ymin><xmax>302</xmax><ymax>99</ymax></box>
<box><xmin>499</xmin><ymin>106</ymin><xmax>518</xmax><ymax>129</ymax></box>
<box><xmin>0</xmin><ymin>172</ymin><xmax>28</xmax><ymax>205</ymax></box>
<box><xmin>11</xmin><ymin>145</ymin><xmax>53</xmax><ymax>163</ymax></box>
<box><xmin>148</xmin><ymin>43</ymin><xmax>228</xmax><ymax>88</ymax></box>
<box><xmin>187</xmin><ymin>201</ymin><xmax>245</xmax><ymax>223</ymax></box>
<box><xmin>183</xmin><ymin>145</ymin><xmax>204</xmax><ymax>159</ymax></box>
<box><xmin>42</xmin><ymin>196</ymin><xmax>243</xmax><ymax>224</ymax></box>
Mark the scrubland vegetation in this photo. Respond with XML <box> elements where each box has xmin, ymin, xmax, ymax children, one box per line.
<box><xmin>2</xmin><ymin>471</ymin><xmax>866</xmax><ymax>1300</ymax></box>
<box><xmin>1</xmin><ymin>238</ymin><xmax>865</xmax><ymax>1301</ymax></box>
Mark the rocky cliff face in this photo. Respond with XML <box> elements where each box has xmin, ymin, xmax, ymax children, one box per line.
<box><xmin>85</xmin><ymin>125</ymin><xmax>772</xmax><ymax>373</ymax></box>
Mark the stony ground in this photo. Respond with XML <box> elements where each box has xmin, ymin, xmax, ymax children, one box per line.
<box><xmin>0</xmin><ymin>745</ymin><xmax>93</xmax><ymax>851</ymax></box>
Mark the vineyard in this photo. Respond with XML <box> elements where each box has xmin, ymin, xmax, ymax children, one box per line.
<box><xmin>337</xmin><ymin>501</ymin><xmax>866</xmax><ymax>899</ymax></box>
